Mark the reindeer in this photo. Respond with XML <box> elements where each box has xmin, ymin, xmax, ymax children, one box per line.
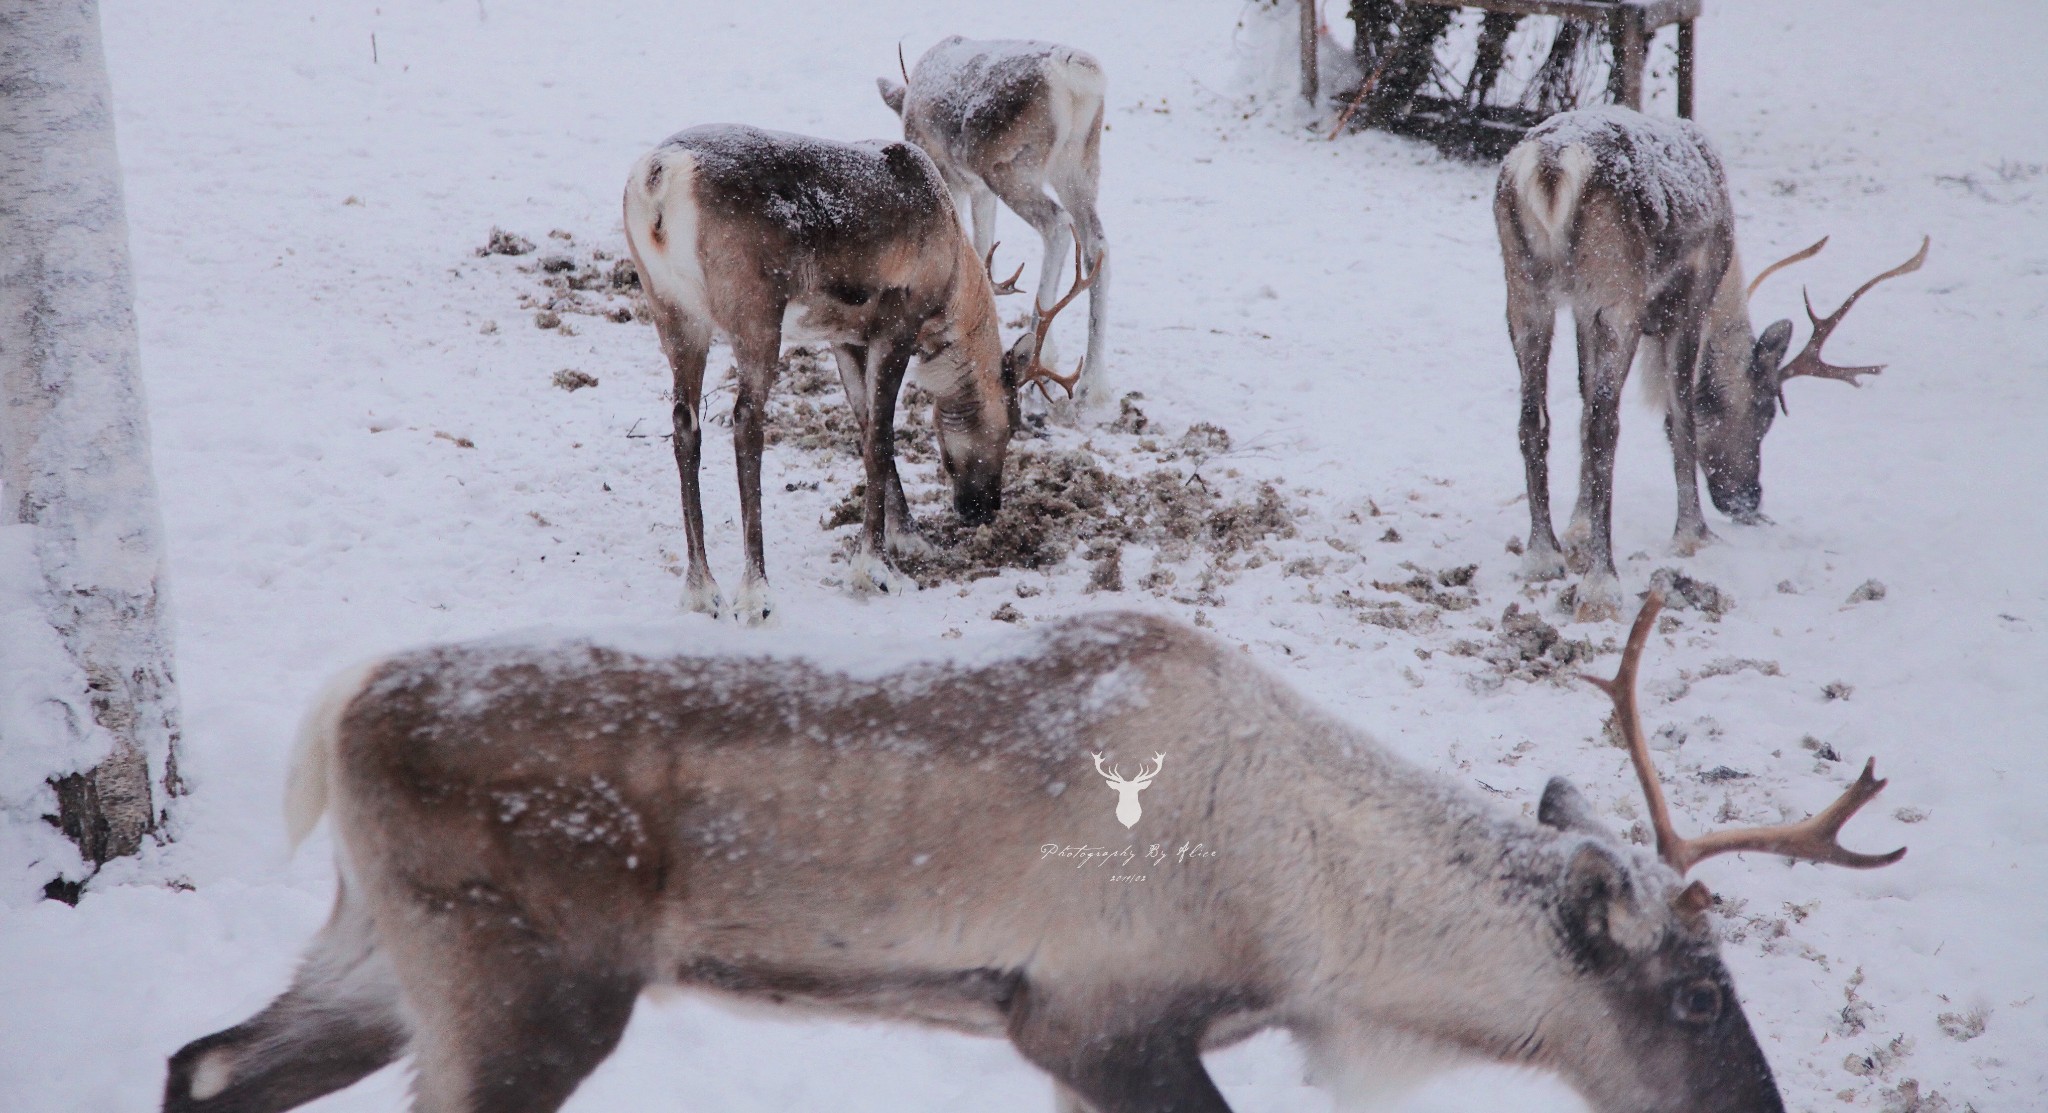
<box><xmin>1495</xmin><ymin>106</ymin><xmax>1928</xmax><ymax>619</ymax></box>
<box><xmin>879</xmin><ymin>37</ymin><xmax>1112</xmax><ymax>408</ymax></box>
<box><xmin>622</xmin><ymin>125</ymin><xmax>1094</xmax><ymax>624</ymax></box>
<box><xmin>1091</xmin><ymin>750</ymin><xmax>1164</xmax><ymax>828</ymax></box>
<box><xmin>162</xmin><ymin>602</ymin><xmax>1902</xmax><ymax>1113</ymax></box>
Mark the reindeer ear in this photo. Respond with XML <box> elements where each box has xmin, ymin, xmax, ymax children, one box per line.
<box><xmin>1558</xmin><ymin>843</ymin><xmax>1659</xmax><ymax>970</ymax></box>
<box><xmin>1752</xmin><ymin>319</ymin><xmax>1794</xmax><ymax>384</ymax></box>
<box><xmin>877</xmin><ymin>77</ymin><xmax>907</xmax><ymax>115</ymax></box>
<box><xmin>1538</xmin><ymin>777</ymin><xmax>1613</xmax><ymax>837</ymax></box>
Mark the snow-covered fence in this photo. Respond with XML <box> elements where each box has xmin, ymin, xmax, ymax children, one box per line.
<box><xmin>0</xmin><ymin>0</ymin><xmax>183</xmax><ymax>899</ymax></box>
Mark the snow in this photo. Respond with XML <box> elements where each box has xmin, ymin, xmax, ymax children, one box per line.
<box><xmin>2</xmin><ymin>0</ymin><xmax>2044</xmax><ymax>1111</ymax></box>
<box><xmin>1520</xmin><ymin>106</ymin><xmax>1731</xmax><ymax>232</ymax></box>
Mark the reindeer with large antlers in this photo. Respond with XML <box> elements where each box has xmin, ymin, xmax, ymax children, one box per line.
<box><xmin>880</xmin><ymin>37</ymin><xmax>1112</xmax><ymax>409</ymax></box>
<box><xmin>164</xmin><ymin>607</ymin><xmax>1904</xmax><ymax>1113</ymax></box>
<box><xmin>1496</xmin><ymin>106</ymin><xmax>1929</xmax><ymax>619</ymax></box>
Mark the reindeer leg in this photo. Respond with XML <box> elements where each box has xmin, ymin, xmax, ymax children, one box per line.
<box><xmin>850</xmin><ymin>342</ymin><xmax>918</xmax><ymax>596</ymax></box>
<box><xmin>1007</xmin><ymin>983</ymin><xmax>1235</xmax><ymax>1113</ymax></box>
<box><xmin>1051</xmin><ymin>155</ymin><xmax>1109</xmax><ymax>409</ymax></box>
<box><xmin>832</xmin><ymin>343</ymin><xmax>871</xmax><ymax>442</ymax></box>
<box><xmin>872</xmin><ymin>341</ymin><xmax>934</xmax><ymax>561</ymax></box>
<box><xmin>988</xmin><ymin>163</ymin><xmax>1073</xmax><ymax>347</ymax></box>
<box><xmin>730</xmin><ymin>326</ymin><xmax>781</xmax><ymax>625</ymax></box>
<box><xmin>392</xmin><ymin>895</ymin><xmax>640</xmax><ymax>1113</ymax></box>
<box><xmin>1661</xmin><ymin>325</ymin><xmax>1716</xmax><ymax>556</ymax></box>
<box><xmin>970</xmin><ymin>184</ymin><xmax>999</xmax><ymax>261</ymax></box>
<box><xmin>163</xmin><ymin>882</ymin><xmax>406</xmax><ymax>1113</ymax></box>
<box><xmin>1506</xmin><ymin>277</ymin><xmax>1564</xmax><ymax>579</ymax></box>
<box><xmin>1567</xmin><ymin>305</ymin><xmax>1641</xmax><ymax>621</ymax></box>
<box><xmin>651</xmin><ymin>302</ymin><xmax>722</xmax><ymax>616</ymax></box>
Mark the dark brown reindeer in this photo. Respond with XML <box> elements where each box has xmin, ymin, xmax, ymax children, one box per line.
<box><xmin>163</xmin><ymin>601</ymin><xmax>1901</xmax><ymax>1113</ymax></box>
<box><xmin>1496</xmin><ymin>106</ymin><xmax>1928</xmax><ymax>619</ymax></box>
<box><xmin>880</xmin><ymin>37</ymin><xmax>1112</xmax><ymax>408</ymax></box>
<box><xmin>621</xmin><ymin>124</ymin><xmax>1082</xmax><ymax>624</ymax></box>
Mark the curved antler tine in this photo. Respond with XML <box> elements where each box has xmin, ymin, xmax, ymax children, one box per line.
<box><xmin>1779</xmin><ymin>237</ymin><xmax>1929</xmax><ymax>387</ymax></box>
<box><xmin>983</xmin><ymin>242</ymin><xmax>1025</xmax><ymax>295</ymax></box>
<box><xmin>1747</xmin><ymin>236</ymin><xmax>1829</xmax><ymax>302</ymax></box>
<box><xmin>898</xmin><ymin>42</ymin><xmax>910</xmax><ymax>86</ymax></box>
<box><xmin>1579</xmin><ymin>593</ymin><xmax>1687</xmax><ymax>871</ymax></box>
<box><xmin>1680</xmin><ymin>758</ymin><xmax>1907</xmax><ymax>871</ymax></box>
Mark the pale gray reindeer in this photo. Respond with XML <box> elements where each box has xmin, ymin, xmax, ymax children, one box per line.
<box><xmin>880</xmin><ymin>36</ymin><xmax>1112</xmax><ymax>409</ymax></box>
<box><xmin>162</xmin><ymin>600</ymin><xmax>1903</xmax><ymax>1113</ymax></box>
<box><xmin>621</xmin><ymin>125</ymin><xmax>1055</xmax><ymax>623</ymax></box>
<box><xmin>1495</xmin><ymin>106</ymin><xmax>1928</xmax><ymax>619</ymax></box>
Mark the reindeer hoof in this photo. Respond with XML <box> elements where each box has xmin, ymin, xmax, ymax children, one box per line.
<box><xmin>683</xmin><ymin>576</ymin><xmax>725</xmax><ymax>618</ymax></box>
<box><xmin>850</xmin><ymin>548</ymin><xmax>915</xmax><ymax>598</ymax></box>
<box><xmin>886</xmin><ymin>527</ymin><xmax>937</xmax><ymax>561</ymax></box>
<box><xmin>1521</xmin><ymin>545</ymin><xmax>1567</xmax><ymax>581</ymax></box>
<box><xmin>732</xmin><ymin>579</ymin><xmax>774</xmax><ymax>627</ymax></box>
<box><xmin>1671</xmin><ymin>525</ymin><xmax>1718</xmax><ymax>558</ymax></box>
<box><xmin>1572</xmin><ymin>574</ymin><xmax>1624</xmax><ymax>623</ymax></box>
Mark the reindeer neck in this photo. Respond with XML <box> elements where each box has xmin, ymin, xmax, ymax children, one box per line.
<box><xmin>918</xmin><ymin>237</ymin><xmax>1004</xmax><ymax>413</ymax></box>
<box><xmin>1276</xmin><ymin>727</ymin><xmax>1578</xmax><ymax>1051</ymax></box>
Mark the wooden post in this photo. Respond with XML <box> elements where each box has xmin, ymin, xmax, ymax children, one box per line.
<box><xmin>1300</xmin><ymin>0</ymin><xmax>1320</xmax><ymax>104</ymax></box>
<box><xmin>1610</xmin><ymin>4</ymin><xmax>1648</xmax><ymax>110</ymax></box>
<box><xmin>1676</xmin><ymin>19</ymin><xmax>1695</xmax><ymax>118</ymax></box>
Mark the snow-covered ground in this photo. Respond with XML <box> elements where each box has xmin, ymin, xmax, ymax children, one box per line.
<box><xmin>3</xmin><ymin>0</ymin><xmax>2045</xmax><ymax>1109</ymax></box>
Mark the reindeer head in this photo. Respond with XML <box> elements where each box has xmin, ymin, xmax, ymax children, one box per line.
<box><xmin>1091</xmin><ymin>751</ymin><xmax>1164</xmax><ymax>829</ymax></box>
<box><xmin>1695</xmin><ymin>237</ymin><xmax>1928</xmax><ymax>522</ymax></box>
<box><xmin>1524</xmin><ymin>594</ymin><xmax>1903</xmax><ymax>1112</ymax></box>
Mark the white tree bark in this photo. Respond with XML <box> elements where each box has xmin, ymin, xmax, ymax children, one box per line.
<box><xmin>0</xmin><ymin>0</ymin><xmax>182</xmax><ymax>895</ymax></box>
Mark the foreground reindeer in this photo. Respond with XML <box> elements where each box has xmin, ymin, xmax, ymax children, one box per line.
<box><xmin>163</xmin><ymin>601</ymin><xmax>1902</xmax><ymax>1113</ymax></box>
<box><xmin>880</xmin><ymin>37</ymin><xmax>1112</xmax><ymax>407</ymax></box>
<box><xmin>1496</xmin><ymin>106</ymin><xmax>1928</xmax><ymax>618</ymax></box>
<box><xmin>624</xmin><ymin>125</ymin><xmax>1045</xmax><ymax>622</ymax></box>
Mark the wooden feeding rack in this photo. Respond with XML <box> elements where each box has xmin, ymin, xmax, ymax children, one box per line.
<box><xmin>1300</xmin><ymin>0</ymin><xmax>1701</xmax><ymax>157</ymax></box>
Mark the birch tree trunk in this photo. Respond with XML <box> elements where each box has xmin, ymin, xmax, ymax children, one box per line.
<box><xmin>0</xmin><ymin>0</ymin><xmax>182</xmax><ymax>898</ymax></box>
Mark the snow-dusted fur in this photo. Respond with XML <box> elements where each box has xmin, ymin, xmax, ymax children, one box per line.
<box><xmin>881</xmin><ymin>37</ymin><xmax>1113</xmax><ymax>407</ymax></box>
<box><xmin>1495</xmin><ymin>108</ymin><xmax>1795</xmax><ymax>618</ymax></box>
<box><xmin>164</xmin><ymin>612</ymin><xmax>1786</xmax><ymax>1113</ymax></box>
<box><xmin>618</xmin><ymin>124</ymin><xmax>1011</xmax><ymax>624</ymax></box>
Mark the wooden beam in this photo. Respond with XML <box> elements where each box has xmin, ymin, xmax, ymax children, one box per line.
<box><xmin>1677</xmin><ymin>19</ymin><xmax>1696</xmax><ymax>118</ymax></box>
<box><xmin>1300</xmin><ymin>0</ymin><xmax>1319</xmax><ymax>104</ymax></box>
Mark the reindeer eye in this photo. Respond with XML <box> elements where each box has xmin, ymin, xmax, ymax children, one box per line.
<box><xmin>1672</xmin><ymin>980</ymin><xmax>1723</xmax><ymax>1024</ymax></box>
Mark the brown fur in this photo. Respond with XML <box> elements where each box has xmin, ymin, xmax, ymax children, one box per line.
<box><xmin>1496</xmin><ymin>109</ymin><xmax>1792</xmax><ymax>619</ymax></box>
<box><xmin>165</xmin><ymin>613</ymin><xmax>1786</xmax><ymax>1113</ymax></box>
<box><xmin>622</xmin><ymin>125</ymin><xmax>1011</xmax><ymax>622</ymax></box>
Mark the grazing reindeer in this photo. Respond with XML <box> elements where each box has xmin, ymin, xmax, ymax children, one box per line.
<box><xmin>1495</xmin><ymin>106</ymin><xmax>1928</xmax><ymax>618</ymax></box>
<box><xmin>880</xmin><ymin>37</ymin><xmax>1113</xmax><ymax>407</ymax></box>
<box><xmin>622</xmin><ymin>124</ymin><xmax>1020</xmax><ymax>623</ymax></box>
<box><xmin>163</xmin><ymin>604</ymin><xmax>1902</xmax><ymax>1113</ymax></box>
<box><xmin>1091</xmin><ymin>750</ymin><xmax>1164</xmax><ymax>828</ymax></box>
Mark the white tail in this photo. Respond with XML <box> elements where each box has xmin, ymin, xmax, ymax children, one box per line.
<box><xmin>283</xmin><ymin>658</ymin><xmax>381</xmax><ymax>851</ymax></box>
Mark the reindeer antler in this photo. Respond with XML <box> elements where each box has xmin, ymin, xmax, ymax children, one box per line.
<box><xmin>1582</xmin><ymin>594</ymin><xmax>1907</xmax><ymax>876</ymax></box>
<box><xmin>1775</xmin><ymin>236</ymin><xmax>1930</xmax><ymax>389</ymax></box>
<box><xmin>1745</xmin><ymin>236</ymin><xmax>1830</xmax><ymax>302</ymax></box>
<box><xmin>1017</xmin><ymin>241</ymin><xmax>1103</xmax><ymax>401</ymax></box>
<box><xmin>983</xmin><ymin>242</ymin><xmax>1025</xmax><ymax>296</ymax></box>
<box><xmin>1092</xmin><ymin>751</ymin><xmax>1125</xmax><ymax>785</ymax></box>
